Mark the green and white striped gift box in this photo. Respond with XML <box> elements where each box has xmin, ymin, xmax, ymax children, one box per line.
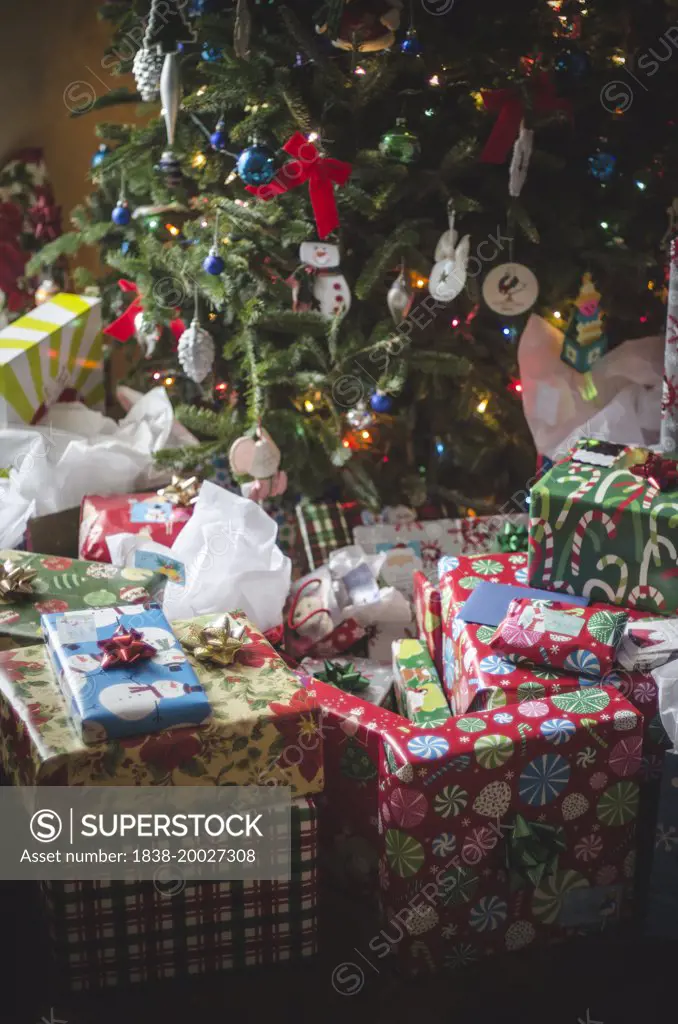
<box><xmin>0</xmin><ymin>293</ymin><xmax>104</xmax><ymax>427</ymax></box>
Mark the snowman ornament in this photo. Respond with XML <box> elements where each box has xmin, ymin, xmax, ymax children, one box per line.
<box><xmin>299</xmin><ymin>241</ymin><xmax>352</xmax><ymax>319</ymax></box>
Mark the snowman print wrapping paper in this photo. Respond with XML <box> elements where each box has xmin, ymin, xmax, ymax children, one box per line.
<box><xmin>41</xmin><ymin>604</ymin><xmax>212</xmax><ymax>745</ymax></box>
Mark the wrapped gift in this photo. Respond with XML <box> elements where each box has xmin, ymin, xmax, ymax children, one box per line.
<box><xmin>79</xmin><ymin>492</ymin><xmax>194</xmax><ymax>563</ymax></box>
<box><xmin>413</xmin><ymin>570</ymin><xmax>443</xmax><ymax>679</ymax></box>
<box><xmin>300</xmin><ymin>672</ymin><xmax>643</xmax><ymax>971</ymax></box>
<box><xmin>354</xmin><ymin>514</ymin><xmax>529</xmax><ymax>597</ymax></box>
<box><xmin>528</xmin><ymin>440</ymin><xmax>678</xmax><ymax>614</ymax></box>
<box><xmin>0</xmin><ymin>293</ymin><xmax>103</xmax><ymax>426</ymax></box>
<box><xmin>41</xmin><ymin>796</ymin><xmax>318</xmax><ymax>990</ymax></box>
<box><xmin>392</xmin><ymin>638</ymin><xmax>451</xmax><ymax>728</ymax></box>
<box><xmin>300</xmin><ymin>656</ymin><xmax>393</xmax><ymax>707</ymax></box>
<box><xmin>295</xmin><ymin>501</ymin><xmax>352</xmax><ymax>572</ymax></box>
<box><xmin>0</xmin><ymin>611</ymin><xmax>323</xmax><ymax>793</ymax></box>
<box><xmin>0</xmin><ymin>549</ymin><xmax>165</xmax><ymax>646</ymax></box>
<box><xmin>41</xmin><ymin>604</ymin><xmax>211</xmax><ymax>744</ymax></box>
<box><xmin>646</xmin><ymin>750</ymin><xmax>678</xmax><ymax>937</ymax></box>
<box><xmin>490</xmin><ymin>598</ymin><xmax>628</xmax><ymax>678</ymax></box>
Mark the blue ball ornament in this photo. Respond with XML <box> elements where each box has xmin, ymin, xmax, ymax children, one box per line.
<box><xmin>210</xmin><ymin>119</ymin><xmax>228</xmax><ymax>151</ymax></box>
<box><xmin>236</xmin><ymin>143</ymin><xmax>277</xmax><ymax>186</ymax></box>
<box><xmin>401</xmin><ymin>30</ymin><xmax>422</xmax><ymax>55</ymax></box>
<box><xmin>370</xmin><ymin>391</ymin><xmax>393</xmax><ymax>413</ymax></box>
<box><xmin>111</xmin><ymin>201</ymin><xmax>131</xmax><ymax>226</ymax></box>
<box><xmin>554</xmin><ymin>46</ymin><xmax>590</xmax><ymax>80</ymax></box>
<box><xmin>201</xmin><ymin>44</ymin><xmax>222</xmax><ymax>62</ymax></box>
<box><xmin>203</xmin><ymin>248</ymin><xmax>225</xmax><ymax>275</ymax></box>
<box><xmin>91</xmin><ymin>144</ymin><xmax>110</xmax><ymax>169</ymax></box>
<box><xmin>588</xmin><ymin>151</ymin><xmax>617</xmax><ymax>182</ymax></box>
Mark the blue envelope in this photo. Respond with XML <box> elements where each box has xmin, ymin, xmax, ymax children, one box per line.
<box><xmin>458</xmin><ymin>582</ymin><xmax>588</xmax><ymax>627</ymax></box>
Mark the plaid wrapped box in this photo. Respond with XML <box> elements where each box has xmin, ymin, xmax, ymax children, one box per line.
<box><xmin>413</xmin><ymin>570</ymin><xmax>442</xmax><ymax>680</ymax></box>
<box><xmin>0</xmin><ymin>611</ymin><xmax>323</xmax><ymax>793</ymax></box>
<box><xmin>0</xmin><ymin>549</ymin><xmax>165</xmax><ymax>646</ymax></box>
<box><xmin>298</xmin><ymin>671</ymin><xmax>643</xmax><ymax>972</ymax></box>
<box><xmin>79</xmin><ymin>493</ymin><xmax>193</xmax><ymax>563</ymax></box>
<box><xmin>295</xmin><ymin>502</ymin><xmax>352</xmax><ymax>572</ymax></box>
<box><xmin>41</xmin><ymin>796</ymin><xmax>318</xmax><ymax>991</ymax></box>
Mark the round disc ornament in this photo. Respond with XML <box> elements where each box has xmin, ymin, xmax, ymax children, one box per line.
<box><xmin>482</xmin><ymin>263</ymin><xmax>539</xmax><ymax>317</ymax></box>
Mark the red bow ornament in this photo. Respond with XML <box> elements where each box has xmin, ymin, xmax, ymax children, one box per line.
<box><xmin>28</xmin><ymin>194</ymin><xmax>62</xmax><ymax>242</ymax></box>
<box><xmin>246</xmin><ymin>133</ymin><xmax>352</xmax><ymax>239</ymax></box>
<box><xmin>103</xmin><ymin>279</ymin><xmax>185</xmax><ymax>343</ymax></box>
<box><xmin>631</xmin><ymin>452</ymin><xmax>678</xmax><ymax>493</ymax></box>
<box><xmin>98</xmin><ymin>623</ymin><xmax>157</xmax><ymax>670</ymax></box>
<box><xmin>480</xmin><ymin>72</ymin><xmax>572</xmax><ymax>164</ymax></box>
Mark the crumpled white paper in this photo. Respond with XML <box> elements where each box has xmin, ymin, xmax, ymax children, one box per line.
<box><xmin>0</xmin><ymin>388</ymin><xmax>190</xmax><ymax>549</ymax></box>
<box><xmin>518</xmin><ymin>314</ymin><xmax>664</xmax><ymax>459</ymax></box>
<box><xmin>107</xmin><ymin>481</ymin><xmax>291</xmax><ymax>633</ymax></box>
<box><xmin>654</xmin><ymin>661</ymin><xmax>678</xmax><ymax>749</ymax></box>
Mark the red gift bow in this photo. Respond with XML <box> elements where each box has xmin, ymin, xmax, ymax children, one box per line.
<box><xmin>631</xmin><ymin>452</ymin><xmax>678</xmax><ymax>492</ymax></box>
<box><xmin>97</xmin><ymin>623</ymin><xmax>156</xmax><ymax>670</ymax></box>
<box><xmin>28</xmin><ymin>194</ymin><xmax>62</xmax><ymax>242</ymax></box>
<box><xmin>480</xmin><ymin>72</ymin><xmax>572</xmax><ymax>164</ymax></box>
<box><xmin>103</xmin><ymin>279</ymin><xmax>185</xmax><ymax>343</ymax></box>
<box><xmin>246</xmin><ymin>133</ymin><xmax>352</xmax><ymax>240</ymax></box>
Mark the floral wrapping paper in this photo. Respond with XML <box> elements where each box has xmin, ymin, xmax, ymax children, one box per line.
<box><xmin>296</xmin><ymin>671</ymin><xmax>643</xmax><ymax>973</ymax></box>
<box><xmin>392</xmin><ymin>638</ymin><xmax>451</xmax><ymax>729</ymax></box>
<box><xmin>0</xmin><ymin>611</ymin><xmax>323</xmax><ymax>793</ymax></box>
<box><xmin>413</xmin><ymin>571</ymin><xmax>443</xmax><ymax>680</ymax></box>
<box><xmin>0</xmin><ymin>550</ymin><xmax>165</xmax><ymax>646</ymax></box>
<box><xmin>528</xmin><ymin>443</ymin><xmax>678</xmax><ymax>615</ymax></box>
<box><xmin>438</xmin><ymin>553</ymin><xmax>670</xmax><ymax>782</ymax></box>
<box><xmin>490</xmin><ymin>598</ymin><xmax>628</xmax><ymax>679</ymax></box>
<box><xmin>79</xmin><ymin>493</ymin><xmax>193</xmax><ymax>563</ymax></box>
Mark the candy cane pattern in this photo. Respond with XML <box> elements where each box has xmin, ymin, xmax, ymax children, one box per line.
<box><xmin>582</xmin><ymin>717</ymin><xmax>609</xmax><ymax>749</ymax></box>
<box><xmin>549</xmin><ymin>580</ymin><xmax>577</xmax><ymax>595</ymax></box>
<box><xmin>594</xmin><ymin>469</ymin><xmax>638</xmax><ymax>506</ymax></box>
<box><xmin>571</xmin><ymin>510</ymin><xmax>616</xmax><ymax>577</ymax></box>
<box><xmin>517</xmin><ymin>722</ymin><xmax>533</xmax><ymax>757</ymax></box>
<box><xmin>650</xmin><ymin>503</ymin><xmax>678</xmax><ymax>567</ymax></box>
<box><xmin>529</xmin><ymin>518</ymin><xmax>553</xmax><ymax>583</ymax></box>
<box><xmin>628</xmin><ymin>585</ymin><xmax>665</xmax><ymax>610</ymax></box>
<box><xmin>642</xmin><ymin>484</ymin><xmax>660</xmax><ymax>510</ymax></box>
<box><xmin>582</xmin><ymin>553</ymin><xmax>629</xmax><ymax>603</ymax></box>
<box><xmin>556</xmin><ymin>470</ymin><xmax>601</xmax><ymax>529</ymax></box>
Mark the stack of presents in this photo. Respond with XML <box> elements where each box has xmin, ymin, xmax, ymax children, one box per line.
<box><xmin>1</xmin><ymin>296</ymin><xmax>677</xmax><ymax>991</ymax></box>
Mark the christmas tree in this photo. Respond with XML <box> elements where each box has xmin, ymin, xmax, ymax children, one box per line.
<box><xmin>30</xmin><ymin>0</ymin><xmax>678</xmax><ymax>511</ymax></box>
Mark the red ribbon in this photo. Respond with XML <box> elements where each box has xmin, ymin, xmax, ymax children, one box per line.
<box><xmin>98</xmin><ymin>624</ymin><xmax>156</xmax><ymax>670</ymax></box>
<box><xmin>480</xmin><ymin>72</ymin><xmax>572</xmax><ymax>164</ymax></box>
<box><xmin>246</xmin><ymin>133</ymin><xmax>352</xmax><ymax>239</ymax></box>
<box><xmin>103</xmin><ymin>279</ymin><xmax>185</xmax><ymax>343</ymax></box>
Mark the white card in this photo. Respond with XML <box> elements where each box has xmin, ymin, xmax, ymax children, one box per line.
<box><xmin>55</xmin><ymin>612</ymin><xmax>98</xmax><ymax>644</ymax></box>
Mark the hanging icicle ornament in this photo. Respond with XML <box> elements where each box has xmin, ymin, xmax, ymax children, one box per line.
<box><xmin>133</xmin><ymin>46</ymin><xmax>163</xmax><ymax>102</ymax></box>
<box><xmin>387</xmin><ymin>261</ymin><xmax>414</xmax><ymax>324</ymax></box>
<box><xmin>509</xmin><ymin>123</ymin><xmax>534</xmax><ymax>199</ymax></box>
<box><xmin>111</xmin><ymin>176</ymin><xmax>132</xmax><ymax>226</ymax></box>
<box><xmin>178</xmin><ymin>288</ymin><xmax>215</xmax><ymax>384</ymax></box>
<box><xmin>203</xmin><ymin>212</ymin><xmax>225</xmax><ymax>275</ymax></box>
<box><xmin>144</xmin><ymin>0</ymin><xmax>195</xmax><ymax>188</ymax></box>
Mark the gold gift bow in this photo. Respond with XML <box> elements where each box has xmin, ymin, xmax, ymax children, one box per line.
<box><xmin>0</xmin><ymin>559</ymin><xmax>37</xmax><ymax>602</ymax></box>
<box><xmin>182</xmin><ymin>614</ymin><xmax>246</xmax><ymax>666</ymax></box>
<box><xmin>157</xmin><ymin>475</ymin><xmax>201</xmax><ymax>508</ymax></box>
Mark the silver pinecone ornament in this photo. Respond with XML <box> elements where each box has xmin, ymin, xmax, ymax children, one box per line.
<box><xmin>178</xmin><ymin>317</ymin><xmax>215</xmax><ymax>384</ymax></box>
<box><xmin>133</xmin><ymin>47</ymin><xmax>163</xmax><ymax>102</ymax></box>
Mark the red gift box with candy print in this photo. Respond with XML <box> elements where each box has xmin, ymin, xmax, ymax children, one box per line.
<box><xmin>297</xmin><ymin>666</ymin><xmax>643</xmax><ymax>973</ymax></box>
<box><xmin>413</xmin><ymin>571</ymin><xmax>443</xmax><ymax>680</ymax></box>
<box><xmin>79</xmin><ymin>493</ymin><xmax>193</xmax><ymax>563</ymax></box>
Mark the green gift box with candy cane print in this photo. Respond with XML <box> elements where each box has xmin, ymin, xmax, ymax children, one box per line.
<box><xmin>0</xmin><ymin>293</ymin><xmax>103</xmax><ymax>427</ymax></box>
<box><xmin>528</xmin><ymin>440</ymin><xmax>678</xmax><ymax>615</ymax></box>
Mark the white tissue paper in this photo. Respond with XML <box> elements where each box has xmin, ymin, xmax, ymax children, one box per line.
<box><xmin>107</xmin><ymin>481</ymin><xmax>291</xmax><ymax>634</ymax></box>
<box><xmin>518</xmin><ymin>313</ymin><xmax>663</xmax><ymax>459</ymax></box>
<box><xmin>0</xmin><ymin>388</ymin><xmax>189</xmax><ymax>549</ymax></box>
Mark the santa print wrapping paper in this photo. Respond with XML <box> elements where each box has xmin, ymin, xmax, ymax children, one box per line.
<box><xmin>528</xmin><ymin>442</ymin><xmax>678</xmax><ymax>615</ymax></box>
<box><xmin>79</xmin><ymin>493</ymin><xmax>193</xmax><ymax>563</ymax></box>
<box><xmin>0</xmin><ymin>611</ymin><xmax>323</xmax><ymax>793</ymax></box>
<box><xmin>490</xmin><ymin>597</ymin><xmax>628</xmax><ymax>679</ymax></box>
<box><xmin>41</xmin><ymin>604</ymin><xmax>210</xmax><ymax>744</ymax></box>
<box><xmin>392</xmin><ymin>638</ymin><xmax>451</xmax><ymax>729</ymax></box>
<box><xmin>438</xmin><ymin>553</ymin><xmax>671</xmax><ymax>783</ymax></box>
<box><xmin>41</xmin><ymin>796</ymin><xmax>318</xmax><ymax>990</ymax></box>
<box><xmin>0</xmin><ymin>549</ymin><xmax>165</xmax><ymax>645</ymax></box>
<box><xmin>413</xmin><ymin>570</ymin><xmax>443</xmax><ymax>680</ymax></box>
<box><xmin>296</xmin><ymin>672</ymin><xmax>643</xmax><ymax>971</ymax></box>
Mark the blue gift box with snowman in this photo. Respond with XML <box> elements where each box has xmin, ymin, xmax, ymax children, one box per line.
<box><xmin>41</xmin><ymin>604</ymin><xmax>211</xmax><ymax>745</ymax></box>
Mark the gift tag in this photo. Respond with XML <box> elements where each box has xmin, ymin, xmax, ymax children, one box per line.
<box><xmin>482</xmin><ymin>263</ymin><xmax>539</xmax><ymax>316</ymax></box>
<box><xmin>130</xmin><ymin>501</ymin><xmax>174</xmax><ymax>524</ymax></box>
<box><xmin>541</xmin><ymin>607</ymin><xmax>585</xmax><ymax>638</ymax></box>
<box><xmin>571</xmin><ymin>440</ymin><xmax>627</xmax><ymax>468</ymax></box>
<box><xmin>55</xmin><ymin>611</ymin><xmax>98</xmax><ymax>644</ymax></box>
<box><xmin>133</xmin><ymin>550</ymin><xmax>186</xmax><ymax>585</ymax></box>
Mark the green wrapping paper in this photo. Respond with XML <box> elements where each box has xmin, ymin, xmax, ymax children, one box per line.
<box><xmin>528</xmin><ymin>444</ymin><xmax>678</xmax><ymax>614</ymax></box>
<box><xmin>392</xmin><ymin>637</ymin><xmax>451</xmax><ymax>728</ymax></box>
<box><xmin>0</xmin><ymin>550</ymin><xmax>165</xmax><ymax>646</ymax></box>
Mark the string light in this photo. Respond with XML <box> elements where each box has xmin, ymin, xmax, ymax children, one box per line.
<box><xmin>476</xmin><ymin>397</ymin><xmax>489</xmax><ymax>414</ymax></box>
<box><xmin>307</xmin><ymin>131</ymin><xmax>319</xmax><ymax>142</ymax></box>
<box><xmin>502</xmin><ymin>327</ymin><xmax>512</xmax><ymax>336</ymax></box>
<box><xmin>600</xmin><ymin>220</ymin><xmax>609</xmax><ymax>229</ymax></box>
<box><xmin>216</xmin><ymin>382</ymin><xmax>228</xmax><ymax>392</ymax></box>
<box><xmin>147</xmin><ymin>216</ymin><xmax>160</xmax><ymax>230</ymax></box>
<box><xmin>361</xmin><ymin>430</ymin><xmax>371</xmax><ymax>440</ymax></box>
<box><xmin>304</xmin><ymin>399</ymin><xmax>315</xmax><ymax>412</ymax></box>
<box><xmin>164</xmin><ymin>376</ymin><xmax>175</xmax><ymax>387</ymax></box>
<box><xmin>635</xmin><ymin>180</ymin><xmax>647</xmax><ymax>191</ymax></box>
<box><xmin>436</xmin><ymin>441</ymin><xmax>445</xmax><ymax>454</ymax></box>
<box><xmin>428</xmin><ymin>74</ymin><xmax>440</xmax><ymax>87</ymax></box>
<box><xmin>470</xmin><ymin>91</ymin><xmax>484</xmax><ymax>109</ymax></box>
<box><xmin>611</xmin><ymin>52</ymin><xmax>626</xmax><ymax>65</ymax></box>
<box><xmin>342</xmin><ymin>438</ymin><xmax>350</xmax><ymax>448</ymax></box>
<box><xmin>425</xmin><ymin>108</ymin><xmax>435</xmax><ymax>117</ymax></box>
<box><xmin>192</xmin><ymin>152</ymin><xmax>207</xmax><ymax>169</ymax></box>
<box><xmin>225</xmin><ymin>171</ymin><xmax>237</xmax><ymax>184</ymax></box>
<box><xmin>553</xmin><ymin>310</ymin><xmax>562</xmax><ymax>319</ymax></box>
<box><xmin>152</xmin><ymin>372</ymin><xmax>161</xmax><ymax>380</ymax></box>
<box><xmin>354</xmin><ymin>66</ymin><xmax>366</xmax><ymax>76</ymax></box>
<box><xmin>415</xmin><ymin>277</ymin><xmax>426</xmax><ymax>289</ymax></box>
<box><xmin>200</xmin><ymin>219</ymin><xmax>209</xmax><ymax>228</ymax></box>
<box><xmin>451</xmin><ymin>318</ymin><xmax>460</xmax><ymax>328</ymax></box>
<box><xmin>648</xmin><ymin>281</ymin><xmax>655</xmax><ymax>291</ymax></box>
<box><xmin>166</xmin><ymin>224</ymin><xmax>180</xmax><ymax>236</ymax></box>
<box><xmin>197</xmin><ymin>86</ymin><xmax>207</xmax><ymax>96</ymax></box>
<box><xmin>208</xmin><ymin>312</ymin><xmax>217</xmax><ymax>321</ymax></box>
